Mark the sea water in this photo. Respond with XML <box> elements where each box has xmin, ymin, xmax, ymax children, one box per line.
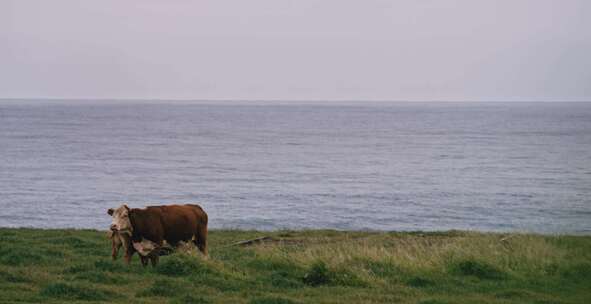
<box><xmin>1</xmin><ymin>101</ymin><xmax>590</xmax><ymax>233</ymax></box>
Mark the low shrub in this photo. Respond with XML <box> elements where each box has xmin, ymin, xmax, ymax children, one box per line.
<box><xmin>302</xmin><ymin>261</ymin><xmax>331</xmax><ymax>286</ymax></box>
<box><xmin>156</xmin><ymin>254</ymin><xmax>212</xmax><ymax>277</ymax></box>
<box><xmin>406</xmin><ymin>276</ymin><xmax>434</xmax><ymax>288</ymax></box>
<box><xmin>248</xmin><ymin>258</ymin><xmax>300</xmax><ymax>273</ymax></box>
<box><xmin>302</xmin><ymin>261</ymin><xmax>366</xmax><ymax>287</ymax></box>
<box><xmin>449</xmin><ymin>259</ymin><xmax>507</xmax><ymax>280</ymax></box>
<box><xmin>268</xmin><ymin>270</ymin><xmax>303</xmax><ymax>289</ymax></box>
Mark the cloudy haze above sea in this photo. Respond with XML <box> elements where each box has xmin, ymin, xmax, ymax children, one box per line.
<box><xmin>1</xmin><ymin>0</ymin><xmax>590</xmax><ymax>102</ymax></box>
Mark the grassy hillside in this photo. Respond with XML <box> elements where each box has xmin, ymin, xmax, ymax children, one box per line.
<box><xmin>0</xmin><ymin>228</ymin><xmax>590</xmax><ymax>304</ymax></box>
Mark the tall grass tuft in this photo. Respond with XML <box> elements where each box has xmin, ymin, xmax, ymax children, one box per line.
<box><xmin>302</xmin><ymin>261</ymin><xmax>366</xmax><ymax>287</ymax></box>
<box><xmin>156</xmin><ymin>254</ymin><xmax>213</xmax><ymax>277</ymax></box>
<box><xmin>448</xmin><ymin>259</ymin><xmax>507</xmax><ymax>280</ymax></box>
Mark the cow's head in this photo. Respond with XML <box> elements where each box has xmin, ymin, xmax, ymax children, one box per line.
<box><xmin>107</xmin><ymin>204</ymin><xmax>133</xmax><ymax>233</ymax></box>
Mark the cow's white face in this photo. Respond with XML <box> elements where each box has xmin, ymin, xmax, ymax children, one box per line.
<box><xmin>107</xmin><ymin>204</ymin><xmax>133</xmax><ymax>233</ymax></box>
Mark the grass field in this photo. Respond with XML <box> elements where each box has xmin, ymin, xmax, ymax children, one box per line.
<box><xmin>0</xmin><ymin>228</ymin><xmax>589</xmax><ymax>304</ymax></box>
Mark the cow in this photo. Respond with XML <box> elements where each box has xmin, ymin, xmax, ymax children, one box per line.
<box><xmin>107</xmin><ymin>203</ymin><xmax>208</xmax><ymax>266</ymax></box>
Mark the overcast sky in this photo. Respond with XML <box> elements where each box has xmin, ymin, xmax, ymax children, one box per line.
<box><xmin>1</xmin><ymin>0</ymin><xmax>589</xmax><ymax>101</ymax></box>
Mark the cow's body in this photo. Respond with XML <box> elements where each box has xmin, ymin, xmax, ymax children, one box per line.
<box><xmin>108</xmin><ymin>204</ymin><xmax>208</xmax><ymax>266</ymax></box>
<box><xmin>129</xmin><ymin>204</ymin><xmax>208</xmax><ymax>253</ymax></box>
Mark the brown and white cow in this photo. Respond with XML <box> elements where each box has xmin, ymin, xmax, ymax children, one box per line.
<box><xmin>107</xmin><ymin>203</ymin><xmax>208</xmax><ymax>266</ymax></box>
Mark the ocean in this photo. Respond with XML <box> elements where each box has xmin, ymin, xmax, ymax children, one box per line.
<box><xmin>1</xmin><ymin>100</ymin><xmax>590</xmax><ymax>234</ymax></box>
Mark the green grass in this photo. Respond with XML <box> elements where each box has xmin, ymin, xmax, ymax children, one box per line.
<box><xmin>0</xmin><ymin>228</ymin><xmax>589</xmax><ymax>303</ymax></box>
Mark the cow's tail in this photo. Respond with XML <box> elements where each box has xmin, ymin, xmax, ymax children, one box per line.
<box><xmin>194</xmin><ymin>211</ymin><xmax>208</xmax><ymax>257</ymax></box>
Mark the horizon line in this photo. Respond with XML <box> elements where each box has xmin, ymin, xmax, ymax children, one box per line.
<box><xmin>1</xmin><ymin>97</ymin><xmax>590</xmax><ymax>103</ymax></box>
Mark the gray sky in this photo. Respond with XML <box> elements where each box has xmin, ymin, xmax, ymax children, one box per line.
<box><xmin>1</xmin><ymin>0</ymin><xmax>590</xmax><ymax>101</ymax></box>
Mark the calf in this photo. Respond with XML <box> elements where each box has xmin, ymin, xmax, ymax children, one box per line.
<box><xmin>107</xmin><ymin>229</ymin><xmax>130</xmax><ymax>261</ymax></box>
<box><xmin>132</xmin><ymin>238</ymin><xmax>162</xmax><ymax>267</ymax></box>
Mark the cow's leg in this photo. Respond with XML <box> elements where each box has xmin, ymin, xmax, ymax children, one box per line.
<box><xmin>111</xmin><ymin>240</ymin><xmax>121</xmax><ymax>260</ymax></box>
<box><xmin>140</xmin><ymin>256</ymin><xmax>149</xmax><ymax>267</ymax></box>
<box><xmin>150</xmin><ymin>255</ymin><xmax>159</xmax><ymax>267</ymax></box>
<box><xmin>124</xmin><ymin>245</ymin><xmax>135</xmax><ymax>265</ymax></box>
<box><xmin>194</xmin><ymin>224</ymin><xmax>208</xmax><ymax>257</ymax></box>
<box><xmin>124</xmin><ymin>252</ymin><xmax>132</xmax><ymax>264</ymax></box>
<box><xmin>119</xmin><ymin>234</ymin><xmax>135</xmax><ymax>265</ymax></box>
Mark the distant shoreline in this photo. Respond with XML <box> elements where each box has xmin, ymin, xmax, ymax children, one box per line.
<box><xmin>2</xmin><ymin>98</ymin><xmax>591</xmax><ymax>105</ymax></box>
<box><xmin>1</xmin><ymin>226</ymin><xmax>589</xmax><ymax>236</ymax></box>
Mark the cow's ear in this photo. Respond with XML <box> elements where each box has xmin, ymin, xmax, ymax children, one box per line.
<box><xmin>124</xmin><ymin>204</ymin><xmax>130</xmax><ymax>211</ymax></box>
<box><xmin>107</xmin><ymin>208</ymin><xmax>114</xmax><ymax>216</ymax></box>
